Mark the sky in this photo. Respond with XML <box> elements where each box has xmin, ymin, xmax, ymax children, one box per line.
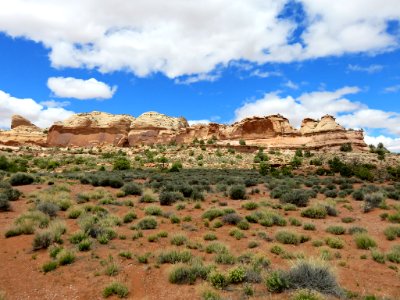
<box><xmin>0</xmin><ymin>0</ymin><xmax>400</xmax><ymax>150</ymax></box>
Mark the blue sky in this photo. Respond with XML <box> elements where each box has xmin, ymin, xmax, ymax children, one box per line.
<box><xmin>0</xmin><ymin>0</ymin><xmax>400</xmax><ymax>150</ymax></box>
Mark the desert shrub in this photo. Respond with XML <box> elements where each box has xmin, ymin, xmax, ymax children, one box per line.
<box><xmin>371</xmin><ymin>249</ymin><xmax>385</xmax><ymax>264</ymax></box>
<box><xmin>9</xmin><ymin>173</ymin><xmax>34</xmax><ymax>186</ymax></box>
<box><xmin>352</xmin><ymin>190</ymin><xmax>364</xmax><ymax>201</ymax></box>
<box><xmin>265</xmin><ymin>271</ymin><xmax>289</xmax><ymax>293</ymax></box>
<box><xmin>202</xmin><ymin>209</ymin><xmax>224</xmax><ymax>221</ymax></box>
<box><xmin>386</xmin><ymin>245</ymin><xmax>400</xmax><ymax>263</ymax></box>
<box><xmin>168</xmin><ymin>263</ymin><xmax>211</xmax><ymax>285</ymax></box>
<box><xmin>275</xmin><ymin>231</ymin><xmax>299</xmax><ymax>245</ymax></box>
<box><xmin>222</xmin><ymin>213</ymin><xmax>242</xmax><ymax>225</ymax></box>
<box><xmin>290</xmin><ymin>289</ymin><xmax>324</xmax><ymax>300</ymax></box>
<box><xmin>119</xmin><ymin>251</ymin><xmax>133</xmax><ymax>259</ymax></box>
<box><xmin>159</xmin><ymin>191</ymin><xmax>184</xmax><ymax>205</ymax></box>
<box><xmin>57</xmin><ymin>249</ymin><xmax>75</xmax><ymax>265</ymax></box>
<box><xmin>301</xmin><ymin>206</ymin><xmax>327</xmax><ymax>219</ymax></box>
<box><xmin>363</xmin><ymin>193</ymin><xmax>384</xmax><ymax>213</ymax></box>
<box><xmin>42</xmin><ymin>261</ymin><xmax>58</xmax><ymax>273</ymax></box>
<box><xmin>388</xmin><ymin>212</ymin><xmax>400</xmax><ymax>223</ymax></box>
<box><xmin>113</xmin><ymin>157</ymin><xmax>131</xmax><ymax>170</ymax></box>
<box><xmin>340</xmin><ymin>143</ymin><xmax>353</xmax><ymax>152</ymax></box>
<box><xmin>105</xmin><ymin>263</ymin><xmax>120</xmax><ymax>276</ymax></box>
<box><xmin>242</xmin><ymin>202</ymin><xmax>258</xmax><ymax>210</ymax></box>
<box><xmin>303</xmin><ymin>223</ymin><xmax>316</xmax><ymax>231</ymax></box>
<box><xmin>157</xmin><ymin>250</ymin><xmax>192</xmax><ymax>264</ymax></box>
<box><xmin>280</xmin><ymin>189</ymin><xmax>311</xmax><ymax>207</ymax></box>
<box><xmin>204</xmin><ymin>233</ymin><xmax>217</xmax><ymax>241</ymax></box>
<box><xmin>326</xmin><ymin>226</ymin><xmax>345</xmax><ymax>235</ymax></box>
<box><xmin>325</xmin><ymin>237</ymin><xmax>344</xmax><ymax>249</ymax></box>
<box><xmin>77</xmin><ymin>238</ymin><xmax>91</xmax><ymax>251</ymax></box>
<box><xmin>341</xmin><ymin>217</ymin><xmax>355</xmax><ymax>223</ymax></box>
<box><xmin>170</xmin><ymin>234</ymin><xmax>188</xmax><ymax>246</ymax></box>
<box><xmin>208</xmin><ymin>271</ymin><xmax>229</xmax><ymax>289</ymax></box>
<box><xmin>215</xmin><ymin>251</ymin><xmax>236</xmax><ymax>265</ymax></box>
<box><xmin>324</xmin><ymin>190</ymin><xmax>338</xmax><ymax>198</ymax></box>
<box><xmin>383</xmin><ymin>226</ymin><xmax>400</xmax><ymax>240</ymax></box>
<box><xmin>69</xmin><ymin>231</ymin><xmax>87</xmax><ymax>244</ymax></box>
<box><xmin>201</xmin><ymin>289</ymin><xmax>221</xmax><ymax>300</ymax></box>
<box><xmin>227</xmin><ymin>266</ymin><xmax>246</xmax><ymax>283</ymax></box>
<box><xmin>136</xmin><ymin>217</ymin><xmax>157</xmax><ymax>230</ymax></box>
<box><xmin>354</xmin><ymin>233</ymin><xmax>377</xmax><ymax>249</ymax></box>
<box><xmin>206</xmin><ymin>242</ymin><xmax>228</xmax><ymax>254</ymax></box>
<box><xmin>229</xmin><ymin>229</ymin><xmax>245</xmax><ymax>240</ymax></box>
<box><xmin>0</xmin><ymin>195</ymin><xmax>10</xmax><ymax>211</ymax></box>
<box><xmin>289</xmin><ymin>217</ymin><xmax>302</xmax><ymax>226</ymax></box>
<box><xmin>32</xmin><ymin>231</ymin><xmax>53</xmax><ymax>250</ymax></box>
<box><xmin>286</xmin><ymin>260</ymin><xmax>343</xmax><ymax>297</ymax></box>
<box><xmin>139</xmin><ymin>189</ymin><xmax>158</xmax><ymax>203</ymax></box>
<box><xmin>121</xmin><ymin>182</ymin><xmax>142</xmax><ymax>196</ymax></box>
<box><xmin>37</xmin><ymin>202</ymin><xmax>60</xmax><ymax>217</ymax></box>
<box><xmin>144</xmin><ymin>206</ymin><xmax>162</xmax><ymax>216</ymax></box>
<box><xmin>237</xmin><ymin>220</ymin><xmax>250</xmax><ymax>230</ymax></box>
<box><xmin>229</xmin><ymin>185</ymin><xmax>246</xmax><ymax>200</ymax></box>
<box><xmin>103</xmin><ymin>282</ymin><xmax>129</xmax><ymax>298</ymax></box>
<box><xmin>348</xmin><ymin>226</ymin><xmax>367</xmax><ymax>235</ymax></box>
<box><xmin>123</xmin><ymin>211</ymin><xmax>137</xmax><ymax>223</ymax></box>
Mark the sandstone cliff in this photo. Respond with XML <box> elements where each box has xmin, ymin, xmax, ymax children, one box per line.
<box><xmin>47</xmin><ymin>111</ymin><xmax>135</xmax><ymax>147</ymax></box>
<box><xmin>0</xmin><ymin>115</ymin><xmax>46</xmax><ymax>146</ymax></box>
<box><xmin>1</xmin><ymin>111</ymin><xmax>368</xmax><ymax>151</ymax></box>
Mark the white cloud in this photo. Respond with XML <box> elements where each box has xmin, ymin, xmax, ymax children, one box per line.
<box><xmin>235</xmin><ymin>86</ymin><xmax>361</xmax><ymax>127</ymax></box>
<box><xmin>39</xmin><ymin>100</ymin><xmax>70</xmax><ymax>108</ymax></box>
<box><xmin>365</xmin><ymin>135</ymin><xmax>400</xmax><ymax>152</ymax></box>
<box><xmin>47</xmin><ymin>77</ymin><xmax>117</xmax><ymax>100</ymax></box>
<box><xmin>234</xmin><ymin>86</ymin><xmax>400</xmax><ymax>137</ymax></box>
<box><xmin>188</xmin><ymin>120</ymin><xmax>211</xmax><ymax>126</ymax></box>
<box><xmin>174</xmin><ymin>73</ymin><xmax>221</xmax><ymax>85</ymax></box>
<box><xmin>284</xmin><ymin>80</ymin><xmax>299</xmax><ymax>90</ymax></box>
<box><xmin>384</xmin><ymin>84</ymin><xmax>400</xmax><ymax>93</ymax></box>
<box><xmin>348</xmin><ymin>64</ymin><xmax>384</xmax><ymax>74</ymax></box>
<box><xmin>0</xmin><ymin>90</ymin><xmax>74</xmax><ymax>128</ymax></box>
<box><xmin>0</xmin><ymin>1</ymin><xmax>399</xmax><ymax>79</ymax></box>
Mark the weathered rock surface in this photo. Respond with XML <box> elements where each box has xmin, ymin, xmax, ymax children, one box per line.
<box><xmin>1</xmin><ymin>111</ymin><xmax>368</xmax><ymax>151</ymax></box>
<box><xmin>0</xmin><ymin>115</ymin><xmax>46</xmax><ymax>146</ymax></box>
<box><xmin>47</xmin><ymin>111</ymin><xmax>135</xmax><ymax>147</ymax></box>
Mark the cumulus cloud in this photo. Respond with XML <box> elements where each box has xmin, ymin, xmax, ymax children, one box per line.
<box><xmin>0</xmin><ymin>1</ymin><xmax>399</xmax><ymax>78</ymax></box>
<box><xmin>347</xmin><ymin>64</ymin><xmax>384</xmax><ymax>74</ymax></box>
<box><xmin>47</xmin><ymin>77</ymin><xmax>117</xmax><ymax>100</ymax></box>
<box><xmin>0</xmin><ymin>90</ymin><xmax>74</xmax><ymax>128</ymax></box>
<box><xmin>234</xmin><ymin>86</ymin><xmax>400</xmax><ymax>137</ymax></box>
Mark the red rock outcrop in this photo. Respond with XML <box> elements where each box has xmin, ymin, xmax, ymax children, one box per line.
<box><xmin>0</xmin><ymin>115</ymin><xmax>46</xmax><ymax>146</ymax></box>
<box><xmin>5</xmin><ymin>111</ymin><xmax>367</xmax><ymax>151</ymax></box>
<box><xmin>47</xmin><ymin>112</ymin><xmax>135</xmax><ymax>147</ymax></box>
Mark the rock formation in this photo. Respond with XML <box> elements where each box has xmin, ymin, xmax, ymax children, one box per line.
<box><xmin>0</xmin><ymin>111</ymin><xmax>368</xmax><ymax>151</ymax></box>
<box><xmin>46</xmin><ymin>111</ymin><xmax>135</xmax><ymax>147</ymax></box>
<box><xmin>0</xmin><ymin>115</ymin><xmax>46</xmax><ymax>146</ymax></box>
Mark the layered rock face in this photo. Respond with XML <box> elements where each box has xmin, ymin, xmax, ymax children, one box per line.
<box><xmin>128</xmin><ymin>112</ymin><xmax>189</xmax><ymax>145</ymax></box>
<box><xmin>47</xmin><ymin>112</ymin><xmax>135</xmax><ymax>147</ymax></box>
<box><xmin>1</xmin><ymin>111</ymin><xmax>367</xmax><ymax>151</ymax></box>
<box><xmin>0</xmin><ymin>115</ymin><xmax>46</xmax><ymax>146</ymax></box>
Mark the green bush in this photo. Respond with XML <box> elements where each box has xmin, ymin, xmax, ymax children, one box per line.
<box><xmin>57</xmin><ymin>249</ymin><xmax>75</xmax><ymax>265</ymax></box>
<box><xmin>301</xmin><ymin>206</ymin><xmax>327</xmax><ymax>219</ymax></box>
<box><xmin>325</xmin><ymin>237</ymin><xmax>344</xmax><ymax>249</ymax></box>
<box><xmin>383</xmin><ymin>226</ymin><xmax>400</xmax><ymax>240</ymax></box>
<box><xmin>113</xmin><ymin>157</ymin><xmax>131</xmax><ymax>170</ymax></box>
<box><xmin>32</xmin><ymin>231</ymin><xmax>53</xmax><ymax>250</ymax></box>
<box><xmin>102</xmin><ymin>282</ymin><xmax>129</xmax><ymax>298</ymax></box>
<box><xmin>0</xmin><ymin>195</ymin><xmax>10</xmax><ymax>211</ymax></box>
<box><xmin>42</xmin><ymin>261</ymin><xmax>58</xmax><ymax>273</ymax></box>
<box><xmin>275</xmin><ymin>231</ymin><xmax>299</xmax><ymax>245</ymax></box>
<box><xmin>227</xmin><ymin>266</ymin><xmax>246</xmax><ymax>283</ymax></box>
<box><xmin>354</xmin><ymin>233</ymin><xmax>377</xmax><ymax>250</ymax></box>
<box><xmin>202</xmin><ymin>209</ymin><xmax>224</xmax><ymax>221</ymax></box>
<box><xmin>121</xmin><ymin>182</ymin><xmax>142</xmax><ymax>195</ymax></box>
<box><xmin>159</xmin><ymin>191</ymin><xmax>184</xmax><ymax>206</ymax></box>
<box><xmin>326</xmin><ymin>226</ymin><xmax>345</xmax><ymax>235</ymax></box>
<box><xmin>169</xmin><ymin>265</ymin><xmax>197</xmax><ymax>284</ymax></box>
<box><xmin>265</xmin><ymin>271</ymin><xmax>289</xmax><ymax>293</ymax></box>
<box><xmin>157</xmin><ymin>250</ymin><xmax>192</xmax><ymax>264</ymax></box>
<box><xmin>280</xmin><ymin>189</ymin><xmax>310</xmax><ymax>207</ymax></box>
<box><xmin>170</xmin><ymin>234</ymin><xmax>187</xmax><ymax>246</ymax></box>
<box><xmin>303</xmin><ymin>223</ymin><xmax>316</xmax><ymax>231</ymax></box>
<box><xmin>136</xmin><ymin>217</ymin><xmax>157</xmax><ymax>230</ymax></box>
<box><xmin>208</xmin><ymin>271</ymin><xmax>229</xmax><ymax>289</ymax></box>
<box><xmin>37</xmin><ymin>202</ymin><xmax>60</xmax><ymax>217</ymax></box>
<box><xmin>9</xmin><ymin>173</ymin><xmax>34</xmax><ymax>186</ymax></box>
<box><xmin>386</xmin><ymin>245</ymin><xmax>400</xmax><ymax>263</ymax></box>
<box><xmin>229</xmin><ymin>185</ymin><xmax>246</xmax><ymax>200</ymax></box>
<box><xmin>290</xmin><ymin>289</ymin><xmax>324</xmax><ymax>300</ymax></box>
